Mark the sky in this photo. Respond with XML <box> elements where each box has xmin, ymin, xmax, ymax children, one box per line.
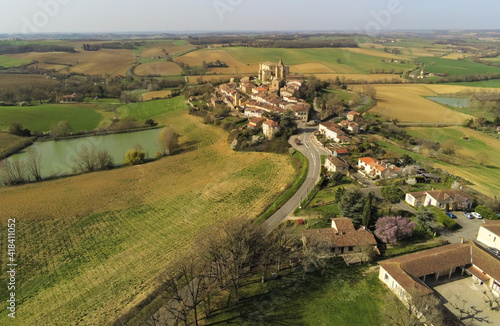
<box><xmin>0</xmin><ymin>0</ymin><xmax>499</xmax><ymax>34</ymax></box>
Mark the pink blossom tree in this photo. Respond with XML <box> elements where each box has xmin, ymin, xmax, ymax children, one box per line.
<box><xmin>375</xmin><ymin>216</ymin><xmax>415</xmax><ymax>243</ymax></box>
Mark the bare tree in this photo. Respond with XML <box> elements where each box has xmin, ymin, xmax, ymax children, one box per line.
<box><xmin>27</xmin><ymin>148</ymin><xmax>42</xmax><ymax>181</ymax></box>
<box><xmin>73</xmin><ymin>145</ymin><xmax>114</xmax><ymax>173</ymax></box>
<box><xmin>385</xmin><ymin>289</ymin><xmax>445</xmax><ymax>326</ymax></box>
<box><xmin>159</xmin><ymin>127</ymin><xmax>180</xmax><ymax>155</ymax></box>
<box><xmin>299</xmin><ymin>233</ymin><xmax>333</xmax><ymax>278</ymax></box>
<box><xmin>0</xmin><ymin>158</ymin><xmax>27</xmax><ymax>185</ymax></box>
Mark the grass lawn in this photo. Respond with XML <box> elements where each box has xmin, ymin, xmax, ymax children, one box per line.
<box><xmin>208</xmin><ymin>260</ymin><xmax>394</xmax><ymax>326</ymax></box>
<box><xmin>0</xmin><ymin>103</ymin><xmax>104</xmax><ymax>132</ymax></box>
<box><xmin>0</xmin><ymin>109</ymin><xmax>297</xmax><ymax>325</ymax></box>
<box><xmin>321</xmin><ymin>88</ymin><xmax>353</xmax><ymax>104</ymax></box>
<box><xmin>223</xmin><ymin>47</ymin><xmax>415</xmax><ymax>74</ymax></box>
<box><xmin>417</xmin><ymin>57</ymin><xmax>500</xmax><ymax>76</ymax></box>
<box><xmin>0</xmin><ymin>55</ymin><xmax>32</xmax><ymax>67</ymax></box>
<box><xmin>116</xmin><ymin>96</ymin><xmax>188</xmax><ymax>121</ymax></box>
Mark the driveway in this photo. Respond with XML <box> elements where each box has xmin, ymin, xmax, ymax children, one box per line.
<box><xmin>440</xmin><ymin>212</ymin><xmax>486</xmax><ymax>244</ymax></box>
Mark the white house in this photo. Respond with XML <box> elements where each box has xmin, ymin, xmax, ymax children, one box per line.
<box><xmin>405</xmin><ymin>190</ymin><xmax>474</xmax><ymax>210</ymax></box>
<box><xmin>319</xmin><ymin>122</ymin><xmax>346</xmax><ymax>142</ymax></box>
<box><xmin>325</xmin><ymin>156</ymin><xmax>349</xmax><ymax>174</ymax></box>
<box><xmin>477</xmin><ymin>221</ymin><xmax>500</xmax><ymax>251</ymax></box>
<box><xmin>358</xmin><ymin>157</ymin><xmax>386</xmax><ymax>178</ymax></box>
<box><xmin>263</xmin><ymin>120</ymin><xmax>280</xmax><ymax>139</ymax></box>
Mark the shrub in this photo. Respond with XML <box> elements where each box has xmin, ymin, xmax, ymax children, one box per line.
<box><xmin>475</xmin><ymin>205</ymin><xmax>498</xmax><ymax>220</ymax></box>
<box><xmin>429</xmin><ymin>207</ymin><xmax>458</xmax><ymax>230</ymax></box>
<box><xmin>125</xmin><ymin>149</ymin><xmax>145</xmax><ymax>165</ymax></box>
<box><xmin>297</xmin><ymin>219</ymin><xmax>305</xmax><ymax>225</ymax></box>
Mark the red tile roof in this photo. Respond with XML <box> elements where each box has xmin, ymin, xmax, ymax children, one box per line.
<box><xmin>303</xmin><ymin>218</ymin><xmax>378</xmax><ymax>248</ymax></box>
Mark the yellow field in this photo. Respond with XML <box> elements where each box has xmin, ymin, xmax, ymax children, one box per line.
<box><xmin>361</xmin><ymin>84</ymin><xmax>473</xmax><ymax>123</ymax></box>
<box><xmin>0</xmin><ymin>110</ymin><xmax>296</xmax><ymax>325</ymax></box>
<box><xmin>0</xmin><ymin>73</ymin><xmax>59</xmax><ymax>88</ymax></box>
<box><xmin>175</xmin><ymin>49</ymin><xmax>257</xmax><ymax>74</ymax></box>
<box><xmin>135</xmin><ymin>62</ymin><xmax>182</xmax><ymax>76</ymax></box>
<box><xmin>140</xmin><ymin>90</ymin><xmax>173</xmax><ymax>101</ymax></box>
<box><xmin>10</xmin><ymin>49</ymin><xmax>136</xmax><ymax>76</ymax></box>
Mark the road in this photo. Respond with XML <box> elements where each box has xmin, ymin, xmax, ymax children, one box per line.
<box><xmin>263</xmin><ymin>126</ymin><xmax>329</xmax><ymax>233</ymax></box>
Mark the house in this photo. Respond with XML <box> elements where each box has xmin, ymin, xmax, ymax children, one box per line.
<box><xmin>340</xmin><ymin>120</ymin><xmax>360</xmax><ymax>134</ymax></box>
<box><xmin>358</xmin><ymin>157</ymin><xmax>386</xmax><ymax>178</ymax></box>
<box><xmin>379</xmin><ymin>241</ymin><xmax>500</xmax><ymax>304</ymax></box>
<box><xmin>61</xmin><ymin>93</ymin><xmax>77</xmax><ymax>103</ymax></box>
<box><xmin>331</xmin><ymin>147</ymin><xmax>350</xmax><ymax>157</ymax></box>
<box><xmin>244</xmin><ymin>108</ymin><xmax>264</xmax><ymax>118</ymax></box>
<box><xmin>477</xmin><ymin>220</ymin><xmax>500</xmax><ymax>251</ymax></box>
<box><xmin>290</xmin><ymin>102</ymin><xmax>310</xmax><ymax>122</ymax></box>
<box><xmin>405</xmin><ymin>190</ymin><xmax>474</xmax><ymax>210</ymax></box>
<box><xmin>325</xmin><ymin>156</ymin><xmax>349</xmax><ymax>174</ymax></box>
<box><xmin>319</xmin><ymin>122</ymin><xmax>347</xmax><ymax>142</ymax></box>
<box><xmin>302</xmin><ymin>218</ymin><xmax>379</xmax><ymax>263</ymax></box>
<box><xmin>346</xmin><ymin>111</ymin><xmax>361</xmax><ymax>122</ymax></box>
<box><xmin>262</xmin><ymin>120</ymin><xmax>280</xmax><ymax>139</ymax></box>
<box><xmin>247</xmin><ymin>117</ymin><xmax>264</xmax><ymax>128</ymax></box>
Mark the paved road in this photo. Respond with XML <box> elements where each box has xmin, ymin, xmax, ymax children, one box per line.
<box><xmin>263</xmin><ymin>127</ymin><xmax>328</xmax><ymax>233</ymax></box>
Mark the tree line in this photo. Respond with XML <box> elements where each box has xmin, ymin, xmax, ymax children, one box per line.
<box><xmin>187</xmin><ymin>35</ymin><xmax>358</xmax><ymax>48</ymax></box>
<box><xmin>82</xmin><ymin>41</ymin><xmax>144</xmax><ymax>51</ymax></box>
<box><xmin>0</xmin><ymin>44</ymin><xmax>76</xmax><ymax>55</ymax></box>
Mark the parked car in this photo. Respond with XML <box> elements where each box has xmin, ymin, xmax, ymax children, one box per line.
<box><xmin>445</xmin><ymin>212</ymin><xmax>457</xmax><ymax>219</ymax></box>
<box><xmin>487</xmin><ymin>247</ymin><xmax>500</xmax><ymax>256</ymax></box>
<box><xmin>463</xmin><ymin>212</ymin><xmax>473</xmax><ymax>219</ymax></box>
<box><xmin>471</xmin><ymin>212</ymin><xmax>483</xmax><ymax>219</ymax></box>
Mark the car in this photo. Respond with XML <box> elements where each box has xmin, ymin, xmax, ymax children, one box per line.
<box><xmin>445</xmin><ymin>212</ymin><xmax>457</xmax><ymax>219</ymax></box>
<box><xmin>463</xmin><ymin>212</ymin><xmax>473</xmax><ymax>219</ymax></box>
<box><xmin>471</xmin><ymin>212</ymin><xmax>483</xmax><ymax>219</ymax></box>
<box><xmin>487</xmin><ymin>247</ymin><xmax>500</xmax><ymax>256</ymax></box>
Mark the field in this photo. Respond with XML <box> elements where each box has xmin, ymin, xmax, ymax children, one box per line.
<box><xmin>0</xmin><ymin>55</ymin><xmax>32</xmax><ymax>68</ymax></box>
<box><xmin>0</xmin><ymin>132</ymin><xmax>25</xmax><ymax>154</ymax></box>
<box><xmin>379</xmin><ymin>126</ymin><xmax>500</xmax><ymax>196</ymax></box>
<box><xmin>140</xmin><ymin>90</ymin><xmax>173</xmax><ymax>101</ymax></box>
<box><xmin>449</xmin><ymin>79</ymin><xmax>500</xmax><ymax>88</ymax></box>
<box><xmin>0</xmin><ymin>103</ymin><xmax>104</xmax><ymax>132</ymax></box>
<box><xmin>221</xmin><ymin>47</ymin><xmax>415</xmax><ymax>74</ymax></box>
<box><xmin>175</xmin><ymin>49</ymin><xmax>258</xmax><ymax>75</ymax></box>
<box><xmin>0</xmin><ymin>73</ymin><xmax>59</xmax><ymax>88</ymax></box>
<box><xmin>9</xmin><ymin>49</ymin><xmax>136</xmax><ymax>76</ymax></box>
<box><xmin>134</xmin><ymin>62</ymin><xmax>182</xmax><ymax>76</ymax></box>
<box><xmin>116</xmin><ymin>96</ymin><xmax>187</xmax><ymax>121</ymax></box>
<box><xmin>0</xmin><ymin>106</ymin><xmax>297</xmax><ymax>325</ymax></box>
<box><xmin>417</xmin><ymin>57</ymin><xmax>500</xmax><ymax>76</ymax></box>
<box><xmin>362</xmin><ymin>84</ymin><xmax>473</xmax><ymax>123</ymax></box>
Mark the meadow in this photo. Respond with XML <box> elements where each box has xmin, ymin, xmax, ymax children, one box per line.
<box><xmin>0</xmin><ymin>106</ymin><xmax>297</xmax><ymax>325</ymax></box>
<box><xmin>0</xmin><ymin>55</ymin><xmax>32</xmax><ymax>68</ymax></box>
<box><xmin>0</xmin><ymin>103</ymin><xmax>104</xmax><ymax>132</ymax></box>
<box><xmin>134</xmin><ymin>62</ymin><xmax>182</xmax><ymax>76</ymax></box>
<box><xmin>116</xmin><ymin>96</ymin><xmax>187</xmax><ymax>121</ymax></box>
<box><xmin>449</xmin><ymin>79</ymin><xmax>500</xmax><ymax>88</ymax></box>
<box><xmin>417</xmin><ymin>57</ymin><xmax>500</xmax><ymax>76</ymax></box>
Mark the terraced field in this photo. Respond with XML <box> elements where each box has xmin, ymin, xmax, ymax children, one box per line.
<box><xmin>0</xmin><ymin>109</ymin><xmax>297</xmax><ymax>325</ymax></box>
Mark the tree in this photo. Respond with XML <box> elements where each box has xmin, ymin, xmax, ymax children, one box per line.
<box><xmin>384</xmin><ymin>289</ymin><xmax>445</xmax><ymax>326</ymax></box>
<box><xmin>375</xmin><ymin>216</ymin><xmax>415</xmax><ymax>243</ymax></box>
<box><xmin>51</xmin><ymin>120</ymin><xmax>72</xmax><ymax>139</ymax></box>
<box><xmin>159</xmin><ymin>127</ymin><xmax>180</xmax><ymax>155</ymax></box>
<box><xmin>362</xmin><ymin>191</ymin><xmax>377</xmax><ymax>227</ymax></box>
<box><xmin>0</xmin><ymin>158</ymin><xmax>27</xmax><ymax>185</ymax></box>
<box><xmin>381</xmin><ymin>185</ymin><xmax>405</xmax><ymax>203</ymax></box>
<box><xmin>27</xmin><ymin>148</ymin><xmax>42</xmax><ymax>181</ymax></box>
<box><xmin>339</xmin><ymin>188</ymin><xmax>365</xmax><ymax>222</ymax></box>
<box><xmin>414</xmin><ymin>208</ymin><xmax>435</xmax><ymax>232</ymax></box>
<box><xmin>362</xmin><ymin>84</ymin><xmax>377</xmax><ymax>99</ymax></box>
<box><xmin>440</xmin><ymin>139</ymin><xmax>459</xmax><ymax>155</ymax></box>
<box><xmin>8</xmin><ymin>122</ymin><xmax>31</xmax><ymax>137</ymax></box>
<box><xmin>124</xmin><ymin>149</ymin><xmax>145</xmax><ymax>165</ymax></box>
<box><xmin>73</xmin><ymin>145</ymin><xmax>114</xmax><ymax>172</ymax></box>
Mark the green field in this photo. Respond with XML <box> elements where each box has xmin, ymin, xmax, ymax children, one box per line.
<box><xmin>418</xmin><ymin>57</ymin><xmax>500</xmax><ymax>76</ymax></box>
<box><xmin>0</xmin><ymin>55</ymin><xmax>32</xmax><ymax>68</ymax></box>
<box><xmin>449</xmin><ymin>79</ymin><xmax>500</xmax><ymax>88</ymax></box>
<box><xmin>116</xmin><ymin>96</ymin><xmax>187</xmax><ymax>121</ymax></box>
<box><xmin>223</xmin><ymin>47</ymin><xmax>415</xmax><ymax>74</ymax></box>
<box><xmin>0</xmin><ymin>104</ymin><xmax>104</xmax><ymax>132</ymax></box>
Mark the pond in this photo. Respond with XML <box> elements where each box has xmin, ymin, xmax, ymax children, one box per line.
<box><xmin>6</xmin><ymin>128</ymin><xmax>163</xmax><ymax>180</ymax></box>
<box><xmin>426</xmin><ymin>96</ymin><xmax>471</xmax><ymax>108</ymax></box>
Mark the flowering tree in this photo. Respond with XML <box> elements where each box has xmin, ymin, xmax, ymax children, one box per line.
<box><xmin>375</xmin><ymin>216</ymin><xmax>415</xmax><ymax>243</ymax></box>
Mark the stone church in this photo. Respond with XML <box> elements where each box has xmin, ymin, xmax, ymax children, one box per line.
<box><xmin>258</xmin><ymin>58</ymin><xmax>289</xmax><ymax>92</ymax></box>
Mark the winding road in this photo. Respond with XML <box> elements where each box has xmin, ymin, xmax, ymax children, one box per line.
<box><xmin>263</xmin><ymin>126</ymin><xmax>329</xmax><ymax>233</ymax></box>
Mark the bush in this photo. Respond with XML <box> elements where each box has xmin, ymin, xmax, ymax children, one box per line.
<box><xmin>475</xmin><ymin>205</ymin><xmax>498</xmax><ymax>220</ymax></box>
<box><xmin>297</xmin><ymin>219</ymin><xmax>305</xmax><ymax>225</ymax></box>
<box><xmin>430</xmin><ymin>207</ymin><xmax>458</xmax><ymax>230</ymax></box>
<box><xmin>125</xmin><ymin>149</ymin><xmax>145</xmax><ymax>165</ymax></box>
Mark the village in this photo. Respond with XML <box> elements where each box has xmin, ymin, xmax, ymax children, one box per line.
<box><xmin>203</xmin><ymin>58</ymin><xmax>500</xmax><ymax>325</ymax></box>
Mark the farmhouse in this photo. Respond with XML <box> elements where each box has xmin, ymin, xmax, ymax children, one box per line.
<box><xmin>477</xmin><ymin>220</ymin><xmax>500</xmax><ymax>251</ymax></box>
<box><xmin>346</xmin><ymin>111</ymin><xmax>361</xmax><ymax>122</ymax></box>
<box><xmin>340</xmin><ymin>120</ymin><xmax>360</xmax><ymax>134</ymax></box>
<box><xmin>358</xmin><ymin>157</ymin><xmax>401</xmax><ymax>179</ymax></box>
<box><xmin>61</xmin><ymin>93</ymin><xmax>77</xmax><ymax>103</ymax></box>
<box><xmin>263</xmin><ymin>119</ymin><xmax>280</xmax><ymax>139</ymax></box>
<box><xmin>325</xmin><ymin>156</ymin><xmax>349</xmax><ymax>174</ymax></box>
<box><xmin>302</xmin><ymin>218</ymin><xmax>379</xmax><ymax>263</ymax></box>
<box><xmin>405</xmin><ymin>190</ymin><xmax>474</xmax><ymax>210</ymax></box>
<box><xmin>379</xmin><ymin>241</ymin><xmax>500</xmax><ymax>304</ymax></box>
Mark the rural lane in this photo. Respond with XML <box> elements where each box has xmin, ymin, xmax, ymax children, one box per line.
<box><xmin>263</xmin><ymin>126</ymin><xmax>328</xmax><ymax>233</ymax></box>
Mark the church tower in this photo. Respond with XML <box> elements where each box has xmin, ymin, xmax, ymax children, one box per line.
<box><xmin>276</xmin><ymin>58</ymin><xmax>286</xmax><ymax>80</ymax></box>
